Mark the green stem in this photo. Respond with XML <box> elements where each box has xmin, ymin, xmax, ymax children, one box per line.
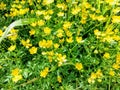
<box><xmin>97</xmin><ymin>0</ymin><xmax>100</xmax><ymax>10</ymax></box>
<box><xmin>104</xmin><ymin>0</ymin><xmax>117</xmax><ymax>30</ymax></box>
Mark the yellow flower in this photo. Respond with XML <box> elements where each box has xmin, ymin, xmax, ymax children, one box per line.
<box><xmin>11</xmin><ymin>68</ymin><xmax>22</xmax><ymax>83</ymax></box>
<box><xmin>59</xmin><ymin>38</ymin><xmax>64</xmax><ymax>43</ymax></box>
<box><xmin>31</xmin><ymin>22</ymin><xmax>37</xmax><ymax>27</ymax></box>
<box><xmin>11</xmin><ymin>68</ymin><xmax>20</xmax><ymax>76</ymax></box>
<box><xmin>37</xmin><ymin>20</ymin><xmax>45</xmax><ymax>26</ymax></box>
<box><xmin>17</xmin><ymin>5</ymin><xmax>22</xmax><ymax>8</ymax></box>
<box><xmin>116</xmin><ymin>53</ymin><xmax>120</xmax><ymax>64</ymax></box>
<box><xmin>8</xmin><ymin>29</ymin><xmax>18</xmax><ymax>41</ymax></box>
<box><xmin>80</xmin><ymin>19</ymin><xmax>86</xmax><ymax>24</ymax></box>
<box><xmin>82</xmin><ymin>14</ymin><xmax>87</xmax><ymax>20</ymax></box>
<box><xmin>113</xmin><ymin>8</ymin><xmax>120</xmax><ymax>14</ymax></box>
<box><xmin>39</xmin><ymin>40</ymin><xmax>53</xmax><ymax>48</ymax></box>
<box><xmin>36</xmin><ymin>10</ymin><xmax>45</xmax><ymax>16</ymax></box>
<box><xmin>47</xmin><ymin>10</ymin><xmax>54</xmax><ymax>15</ymax></box>
<box><xmin>95</xmin><ymin>9</ymin><xmax>100</xmax><ymax>13</ymax></box>
<box><xmin>29</xmin><ymin>29</ymin><xmax>35</xmax><ymax>36</ymax></box>
<box><xmin>83</xmin><ymin>2</ymin><xmax>91</xmax><ymax>9</ymax></box>
<box><xmin>56</xmin><ymin>3</ymin><xmax>67</xmax><ymax>10</ymax></box>
<box><xmin>103</xmin><ymin>52</ymin><xmax>110</xmax><ymax>59</ymax></box>
<box><xmin>29</xmin><ymin>46</ymin><xmax>37</xmax><ymax>54</ymax></box>
<box><xmin>75</xmin><ymin>63</ymin><xmax>83</xmax><ymax>71</ymax></box>
<box><xmin>21</xmin><ymin>39</ymin><xmax>32</xmax><ymax>48</ymax></box>
<box><xmin>57</xmin><ymin>12</ymin><xmax>64</xmax><ymax>17</ymax></box>
<box><xmin>66</xmin><ymin>37</ymin><xmax>73</xmax><ymax>43</ymax></box>
<box><xmin>12</xmin><ymin>74</ymin><xmax>22</xmax><ymax>83</ymax></box>
<box><xmin>9</xmin><ymin>9</ymin><xmax>18</xmax><ymax>17</ymax></box>
<box><xmin>63</xmin><ymin>21</ymin><xmax>72</xmax><ymax>30</ymax></box>
<box><xmin>44</xmin><ymin>15</ymin><xmax>51</xmax><ymax>20</ymax></box>
<box><xmin>0</xmin><ymin>2</ymin><xmax>6</xmax><ymax>10</ymax></box>
<box><xmin>109</xmin><ymin>70</ymin><xmax>115</xmax><ymax>76</ymax></box>
<box><xmin>0</xmin><ymin>29</ymin><xmax>3</xmax><ymax>36</ymax></box>
<box><xmin>96</xmin><ymin>15</ymin><xmax>106</xmax><ymax>21</ymax></box>
<box><xmin>71</xmin><ymin>7</ymin><xmax>80</xmax><ymax>15</ymax></box>
<box><xmin>56</xmin><ymin>29</ymin><xmax>64</xmax><ymax>38</ymax></box>
<box><xmin>42</xmin><ymin>52</ymin><xmax>47</xmax><ymax>55</ymax></box>
<box><xmin>48</xmin><ymin>56</ymin><xmax>53</xmax><ymax>62</ymax></box>
<box><xmin>94</xmin><ymin>29</ymin><xmax>101</xmax><ymax>36</ymax></box>
<box><xmin>46</xmin><ymin>40</ymin><xmax>53</xmax><ymax>48</ymax></box>
<box><xmin>112</xmin><ymin>16</ymin><xmax>120</xmax><ymax>23</ymax></box>
<box><xmin>113</xmin><ymin>35</ymin><xmax>120</xmax><ymax>41</ymax></box>
<box><xmin>105</xmin><ymin>0</ymin><xmax>117</xmax><ymax>5</ymax></box>
<box><xmin>88</xmin><ymin>70</ymin><xmax>103</xmax><ymax>84</ymax></box>
<box><xmin>91</xmin><ymin>72</ymin><xmax>97</xmax><ymax>79</ymax></box>
<box><xmin>89</xmin><ymin>14</ymin><xmax>97</xmax><ymax>20</ymax></box>
<box><xmin>42</xmin><ymin>0</ymin><xmax>54</xmax><ymax>5</ymax></box>
<box><xmin>37</xmin><ymin>0</ymin><xmax>41</xmax><ymax>3</ymax></box>
<box><xmin>40</xmin><ymin>67</ymin><xmax>49</xmax><ymax>78</ymax></box>
<box><xmin>19</xmin><ymin>8</ymin><xmax>29</xmax><ymax>15</ymax></box>
<box><xmin>57</xmin><ymin>76</ymin><xmax>62</xmax><ymax>83</ymax></box>
<box><xmin>96</xmin><ymin>69</ymin><xmax>103</xmax><ymax>78</ymax></box>
<box><xmin>47</xmin><ymin>51</ymin><xmax>54</xmax><ymax>56</ymax></box>
<box><xmin>43</xmin><ymin>27</ymin><xmax>51</xmax><ymax>35</ymax></box>
<box><xmin>102</xmin><ymin>35</ymin><xmax>113</xmax><ymax>43</ymax></box>
<box><xmin>28</xmin><ymin>0</ymin><xmax>33</xmax><ymax>5</ymax></box>
<box><xmin>88</xmin><ymin>72</ymin><xmax>96</xmax><ymax>83</ymax></box>
<box><xmin>0</xmin><ymin>65</ymin><xmax>2</xmax><ymax>69</ymax></box>
<box><xmin>112</xmin><ymin>63</ymin><xmax>119</xmax><ymax>70</ymax></box>
<box><xmin>88</xmin><ymin>77</ymin><xmax>95</xmax><ymax>84</ymax></box>
<box><xmin>54</xmin><ymin>43</ymin><xmax>59</xmax><ymax>49</ymax></box>
<box><xmin>8</xmin><ymin>34</ymin><xmax>18</xmax><ymax>41</ymax></box>
<box><xmin>76</xmin><ymin>37</ymin><xmax>82</xmax><ymax>43</ymax></box>
<box><xmin>56</xmin><ymin>54</ymin><xmax>67</xmax><ymax>66</ymax></box>
<box><xmin>57</xmin><ymin>32</ymin><xmax>63</xmax><ymax>38</ymax></box>
<box><xmin>8</xmin><ymin>45</ymin><xmax>16</xmax><ymax>51</ymax></box>
<box><xmin>66</xmin><ymin>31</ymin><xmax>72</xmax><ymax>37</ymax></box>
<box><xmin>39</xmin><ymin>39</ymin><xmax>47</xmax><ymax>48</ymax></box>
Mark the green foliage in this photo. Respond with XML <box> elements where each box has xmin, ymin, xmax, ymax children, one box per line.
<box><xmin>0</xmin><ymin>0</ymin><xmax>120</xmax><ymax>90</ymax></box>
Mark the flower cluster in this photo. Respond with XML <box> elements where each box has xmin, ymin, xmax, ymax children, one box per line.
<box><xmin>112</xmin><ymin>53</ymin><xmax>120</xmax><ymax>70</ymax></box>
<box><xmin>88</xmin><ymin>69</ymin><xmax>103</xmax><ymax>84</ymax></box>
<box><xmin>11</xmin><ymin>68</ymin><xmax>22</xmax><ymax>83</ymax></box>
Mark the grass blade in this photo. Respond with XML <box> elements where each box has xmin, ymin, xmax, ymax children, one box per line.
<box><xmin>0</xmin><ymin>18</ymin><xmax>36</xmax><ymax>43</ymax></box>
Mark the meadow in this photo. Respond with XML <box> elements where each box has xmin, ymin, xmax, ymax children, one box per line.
<box><xmin>0</xmin><ymin>0</ymin><xmax>120</xmax><ymax>90</ymax></box>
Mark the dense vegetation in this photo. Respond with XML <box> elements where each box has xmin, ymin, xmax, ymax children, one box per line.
<box><xmin>0</xmin><ymin>0</ymin><xmax>120</xmax><ymax>90</ymax></box>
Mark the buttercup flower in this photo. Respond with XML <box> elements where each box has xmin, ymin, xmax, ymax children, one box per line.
<box><xmin>40</xmin><ymin>67</ymin><xmax>49</xmax><ymax>78</ymax></box>
<box><xmin>8</xmin><ymin>45</ymin><xmax>16</xmax><ymax>51</ymax></box>
<box><xmin>12</xmin><ymin>74</ymin><xmax>22</xmax><ymax>83</ymax></box>
<box><xmin>0</xmin><ymin>2</ymin><xmax>6</xmax><ymax>10</ymax></box>
<box><xmin>109</xmin><ymin>70</ymin><xmax>115</xmax><ymax>76</ymax></box>
<box><xmin>43</xmin><ymin>27</ymin><xmax>51</xmax><ymax>35</ymax></box>
<box><xmin>42</xmin><ymin>0</ymin><xmax>54</xmax><ymax>5</ymax></box>
<box><xmin>103</xmin><ymin>52</ymin><xmax>110</xmax><ymax>59</ymax></box>
<box><xmin>29</xmin><ymin>46</ymin><xmax>37</xmax><ymax>54</ymax></box>
<box><xmin>21</xmin><ymin>39</ymin><xmax>32</xmax><ymax>48</ymax></box>
<box><xmin>112</xmin><ymin>16</ymin><xmax>120</xmax><ymax>23</ymax></box>
<box><xmin>57</xmin><ymin>76</ymin><xmax>62</xmax><ymax>83</ymax></box>
<box><xmin>11</xmin><ymin>68</ymin><xmax>22</xmax><ymax>83</ymax></box>
<box><xmin>29</xmin><ymin>29</ymin><xmax>35</xmax><ymax>36</ymax></box>
<box><xmin>57</xmin><ymin>12</ymin><xmax>64</xmax><ymax>17</ymax></box>
<box><xmin>71</xmin><ymin>7</ymin><xmax>80</xmax><ymax>15</ymax></box>
<box><xmin>75</xmin><ymin>63</ymin><xmax>83</xmax><ymax>71</ymax></box>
